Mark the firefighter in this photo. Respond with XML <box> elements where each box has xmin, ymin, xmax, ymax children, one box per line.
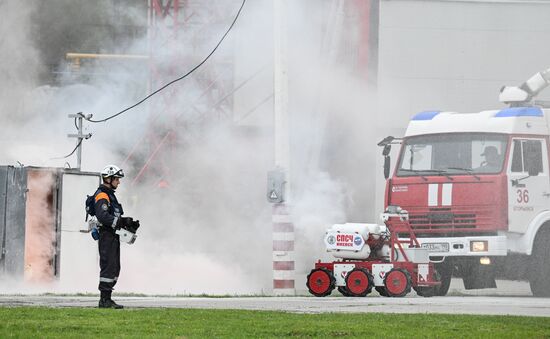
<box><xmin>478</xmin><ymin>146</ymin><xmax>501</xmax><ymax>172</ymax></box>
<box><xmin>94</xmin><ymin>164</ymin><xmax>126</xmax><ymax>309</ymax></box>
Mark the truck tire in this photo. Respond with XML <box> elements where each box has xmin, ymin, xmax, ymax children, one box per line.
<box><xmin>414</xmin><ymin>286</ymin><xmax>435</xmax><ymax>297</ymax></box>
<box><xmin>529</xmin><ymin>228</ymin><xmax>550</xmax><ymax>297</ymax></box>
<box><xmin>434</xmin><ymin>262</ymin><xmax>452</xmax><ymax>296</ymax></box>
<box><xmin>414</xmin><ymin>265</ymin><xmax>442</xmax><ymax>297</ymax></box>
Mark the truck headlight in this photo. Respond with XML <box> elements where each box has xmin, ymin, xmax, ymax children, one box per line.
<box><xmin>480</xmin><ymin>257</ymin><xmax>491</xmax><ymax>265</ymax></box>
<box><xmin>470</xmin><ymin>240</ymin><xmax>488</xmax><ymax>252</ymax></box>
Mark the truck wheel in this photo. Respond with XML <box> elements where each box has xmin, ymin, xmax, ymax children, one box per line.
<box><xmin>345</xmin><ymin>268</ymin><xmax>374</xmax><ymax>297</ymax></box>
<box><xmin>434</xmin><ymin>262</ymin><xmax>452</xmax><ymax>296</ymax></box>
<box><xmin>337</xmin><ymin>286</ymin><xmax>353</xmax><ymax>297</ymax></box>
<box><xmin>529</xmin><ymin>228</ymin><xmax>550</xmax><ymax>297</ymax></box>
<box><xmin>414</xmin><ymin>267</ymin><xmax>440</xmax><ymax>297</ymax></box>
<box><xmin>383</xmin><ymin>268</ymin><xmax>412</xmax><ymax>297</ymax></box>
<box><xmin>306</xmin><ymin>268</ymin><xmax>335</xmax><ymax>297</ymax></box>
<box><xmin>414</xmin><ymin>286</ymin><xmax>435</xmax><ymax>297</ymax></box>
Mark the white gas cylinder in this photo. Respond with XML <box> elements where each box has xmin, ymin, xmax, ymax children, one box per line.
<box><xmin>324</xmin><ymin>223</ymin><xmax>382</xmax><ymax>260</ymax></box>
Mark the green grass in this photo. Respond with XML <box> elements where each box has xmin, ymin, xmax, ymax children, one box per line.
<box><xmin>0</xmin><ymin>307</ymin><xmax>549</xmax><ymax>338</ymax></box>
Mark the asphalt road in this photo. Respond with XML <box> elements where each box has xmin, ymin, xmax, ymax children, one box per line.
<box><xmin>0</xmin><ymin>294</ymin><xmax>548</xmax><ymax>317</ymax></box>
<box><xmin>0</xmin><ymin>279</ymin><xmax>547</xmax><ymax>316</ymax></box>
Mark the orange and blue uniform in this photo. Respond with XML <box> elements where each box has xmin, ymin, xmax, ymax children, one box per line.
<box><xmin>94</xmin><ymin>184</ymin><xmax>124</xmax><ymax>298</ymax></box>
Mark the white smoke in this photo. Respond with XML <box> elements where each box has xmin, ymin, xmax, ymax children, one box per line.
<box><xmin>0</xmin><ymin>0</ymin><xmax>376</xmax><ymax>295</ymax></box>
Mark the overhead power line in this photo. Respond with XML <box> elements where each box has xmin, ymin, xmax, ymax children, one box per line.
<box><xmin>51</xmin><ymin>138</ymin><xmax>84</xmax><ymax>160</ymax></box>
<box><xmin>87</xmin><ymin>0</ymin><xmax>247</xmax><ymax>123</ymax></box>
<box><xmin>52</xmin><ymin>0</ymin><xmax>247</xmax><ymax>163</ymax></box>
<box><xmin>51</xmin><ymin>112</ymin><xmax>92</xmax><ymax>162</ymax></box>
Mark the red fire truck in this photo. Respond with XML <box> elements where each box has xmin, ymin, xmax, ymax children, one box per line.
<box><xmin>379</xmin><ymin>67</ymin><xmax>550</xmax><ymax>297</ymax></box>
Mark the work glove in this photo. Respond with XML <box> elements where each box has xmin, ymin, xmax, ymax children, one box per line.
<box><xmin>117</xmin><ymin>217</ymin><xmax>133</xmax><ymax>230</ymax></box>
<box><xmin>126</xmin><ymin>220</ymin><xmax>140</xmax><ymax>233</ymax></box>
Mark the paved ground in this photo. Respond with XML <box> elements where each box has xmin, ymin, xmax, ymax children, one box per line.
<box><xmin>0</xmin><ymin>279</ymin><xmax>547</xmax><ymax>317</ymax></box>
<box><xmin>0</xmin><ymin>294</ymin><xmax>548</xmax><ymax>317</ymax></box>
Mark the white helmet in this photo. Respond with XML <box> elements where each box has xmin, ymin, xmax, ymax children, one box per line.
<box><xmin>101</xmin><ymin>164</ymin><xmax>125</xmax><ymax>179</ymax></box>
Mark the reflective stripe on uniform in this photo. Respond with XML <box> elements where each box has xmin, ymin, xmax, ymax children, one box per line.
<box><xmin>100</xmin><ymin>277</ymin><xmax>116</xmax><ymax>283</ymax></box>
<box><xmin>95</xmin><ymin>192</ymin><xmax>110</xmax><ymax>203</ymax></box>
<box><xmin>112</xmin><ymin>216</ymin><xmax>118</xmax><ymax>228</ymax></box>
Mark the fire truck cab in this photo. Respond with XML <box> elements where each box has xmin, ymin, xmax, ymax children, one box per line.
<box><xmin>382</xmin><ymin>67</ymin><xmax>550</xmax><ymax>297</ymax></box>
<box><xmin>386</xmin><ymin>106</ymin><xmax>550</xmax><ymax>297</ymax></box>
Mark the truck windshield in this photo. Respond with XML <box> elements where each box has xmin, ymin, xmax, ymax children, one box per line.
<box><xmin>397</xmin><ymin>134</ymin><xmax>508</xmax><ymax>176</ymax></box>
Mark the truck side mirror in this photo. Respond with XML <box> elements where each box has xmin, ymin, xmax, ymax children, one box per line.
<box><xmin>384</xmin><ymin>156</ymin><xmax>391</xmax><ymax>179</ymax></box>
<box><xmin>382</xmin><ymin>144</ymin><xmax>391</xmax><ymax>156</ymax></box>
<box><xmin>382</xmin><ymin>144</ymin><xmax>392</xmax><ymax>179</ymax></box>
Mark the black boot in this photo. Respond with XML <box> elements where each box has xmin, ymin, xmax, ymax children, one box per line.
<box><xmin>99</xmin><ymin>291</ymin><xmax>123</xmax><ymax>309</ymax></box>
<box><xmin>109</xmin><ymin>299</ymin><xmax>124</xmax><ymax>309</ymax></box>
<box><xmin>99</xmin><ymin>298</ymin><xmax>124</xmax><ymax>309</ymax></box>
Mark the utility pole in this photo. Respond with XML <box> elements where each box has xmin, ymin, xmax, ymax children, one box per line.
<box><xmin>67</xmin><ymin>113</ymin><xmax>92</xmax><ymax>170</ymax></box>
<box><xmin>270</xmin><ymin>0</ymin><xmax>295</xmax><ymax>296</ymax></box>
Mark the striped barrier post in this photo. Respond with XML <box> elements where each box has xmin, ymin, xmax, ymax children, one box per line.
<box><xmin>272</xmin><ymin>203</ymin><xmax>295</xmax><ymax>295</ymax></box>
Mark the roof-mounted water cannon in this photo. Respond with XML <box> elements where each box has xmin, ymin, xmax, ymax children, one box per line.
<box><xmin>500</xmin><ymin>67</ymin><xmax>550</xmax><ymax>107</ymax></box>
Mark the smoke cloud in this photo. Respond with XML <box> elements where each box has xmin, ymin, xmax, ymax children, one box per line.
<box><xmin>0</xmin><ymin>0</ymin><xmax>376</xmax><ymax>295</ymax></box>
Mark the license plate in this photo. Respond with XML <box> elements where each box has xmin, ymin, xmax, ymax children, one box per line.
<box><xmin>421</xmin><ymin>242</ymin><xmax>449</xmax><ymax>252</ymax></box>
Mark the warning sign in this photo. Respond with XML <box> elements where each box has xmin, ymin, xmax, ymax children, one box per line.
<box><xmin>267</xmin><ymin>170</ymin><xmax>285</xmax><ymax>203</ymax></box>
